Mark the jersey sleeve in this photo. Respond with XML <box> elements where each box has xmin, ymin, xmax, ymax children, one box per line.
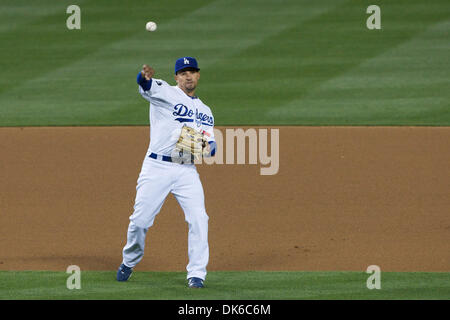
<box><xmin>136</xmin><ymin>72</ymin><xmax>170</xmax><ymax>103</ymax></box>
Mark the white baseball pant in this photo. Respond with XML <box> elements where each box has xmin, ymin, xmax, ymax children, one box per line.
<box><xmin>121</xmin><ymin>155</ymin><xmax>209</xmax><ymax>280</ymax></box>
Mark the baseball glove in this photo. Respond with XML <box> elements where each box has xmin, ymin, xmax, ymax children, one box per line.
<box><xmin>175</xmin><ymin>125</ymin><xmax>208</xmax><ymax>161</ymax></box>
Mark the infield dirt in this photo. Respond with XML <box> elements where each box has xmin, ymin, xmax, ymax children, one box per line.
<box><xmin>0</xmin><ymin>127</ymin><xmax>449</xmax><ymax>272</ymax></box>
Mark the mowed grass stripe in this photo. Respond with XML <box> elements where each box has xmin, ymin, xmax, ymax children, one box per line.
<box><xmin>0</xmin><ymin>0</ymin><xmax>210</xmax><ymax>96</ymax></box>
<box><xmin>205</xmin><ymin>0</ymin><xmax>450</xmax><ymax>125</ymax></box>
<box><xmin>0</xmin><ymin>0</ymin><xmax>448</xmax><ymax>126</ymax></box>
<box><xmin>0</xmin><ymin>0</ymin><xmax>342</xmax><ymax>126</ymax></box>
<box><xmin>0</xmin><ymin>0</ymin><xmax>79</xmax><ymax>33</ymax></box>
<box><xmin>268</xmin><ymin>19</ymin><xmax>450</xmax><ymax>125</ymax></box>
<box><xmin>0</xmin><ymin>271</ymin><xmax>449</xmax><ymax>300</ymax></box>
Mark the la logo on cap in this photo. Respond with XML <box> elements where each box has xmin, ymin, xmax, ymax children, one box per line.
<box><xmin>184</xmin><ymin>58</ymin><xmax>189</xmax><ymax>64</ymax></box>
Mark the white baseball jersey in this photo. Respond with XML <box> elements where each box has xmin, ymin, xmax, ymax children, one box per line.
<box><xmin>138</xmin><ymin>79</ymin><xmax>215</xmax><ymax>157</ymax></box>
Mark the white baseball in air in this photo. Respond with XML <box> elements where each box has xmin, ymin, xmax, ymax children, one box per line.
<box><xmin>146</xmin><ymin>21</ymin><xmax>157</xmax><ymax>32</ymax></box>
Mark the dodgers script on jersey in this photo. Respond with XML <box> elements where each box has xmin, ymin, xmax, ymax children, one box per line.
<box><xmin>139</xmin><ymin>80</ymin><xmax>215</xmax><ymax>156</ymax></box>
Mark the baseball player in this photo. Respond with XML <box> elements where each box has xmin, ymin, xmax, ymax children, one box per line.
<box><xmin>116</xmin><ymin>57</ymin><xmax>216</xmax><ymax>288</ymax></box>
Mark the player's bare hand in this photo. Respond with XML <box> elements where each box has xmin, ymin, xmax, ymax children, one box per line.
<box><xmin>203</xmin><ymin>143</ymin><xmax>210</xmax><ymax>153</ymax></box>
<box><xmin>141</xmin><ymin>64</ymin><xmax>155</xmax><ymax>80</ymax></box>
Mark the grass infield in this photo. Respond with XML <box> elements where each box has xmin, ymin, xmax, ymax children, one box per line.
<box><xmin>0</xmin><ymin>271</ymin><xmax>449</xmax><ymax>300</ymax></box>
<box><xmin>0</xmin><ymin>0</ymin><xmax>449</xmax><ymax>126</ymax></box>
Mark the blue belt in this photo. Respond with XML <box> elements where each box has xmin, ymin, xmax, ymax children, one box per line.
<box><xmin>149</xmin><ymin>153</ymin><xmax>173</xmax><ymax>162</ymax></box>
<box><xmin>149</xmin><ymin>152</ymin><xmax>194</xmax><ymax>164</ymax></box>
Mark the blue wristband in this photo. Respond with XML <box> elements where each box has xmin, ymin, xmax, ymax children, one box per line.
<box><xmin>136</xmin><ymin>72</ymin><xmax>152</xmax><ymax>91</ymax></box>
<box><xmin>208</xmin><ymin>141</ymin><xmax>216</xmax><ymax>157</ymax></box>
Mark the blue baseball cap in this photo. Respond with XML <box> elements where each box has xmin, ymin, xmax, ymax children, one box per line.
<box><xmin>175</xmin><ymin>57</ymin><xmax>200</xmax><ymax>74</ymax></box>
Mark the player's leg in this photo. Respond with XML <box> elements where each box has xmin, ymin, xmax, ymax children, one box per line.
<box><xmin>120</xmin><ymin>158</ymin><xmax>172</xmax><ymax>270</ymax></box>
<box><xmin>172</xmin><ymin>165</ymin><xmax>209</xmax><ymax>282</ymax></box>
<box><xmin>121</xmin><ymin>221</ymin><xmax>148</xmax><ymax>268</ymax></box>
<box><xmin>129</xmin><ymin>158</ymin><xmax>173</xmax><ymax>229</ymax></box>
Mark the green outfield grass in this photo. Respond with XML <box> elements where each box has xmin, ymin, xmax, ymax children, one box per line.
<box><xmin>0</xmin><ymin>0</ymin><xmax>449</xmax><ymax>126</ymax></box>
<box><xmin>0</xmin><ymin>271</ymin><xmax>449</xmax><ymax>300</ymax></box>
